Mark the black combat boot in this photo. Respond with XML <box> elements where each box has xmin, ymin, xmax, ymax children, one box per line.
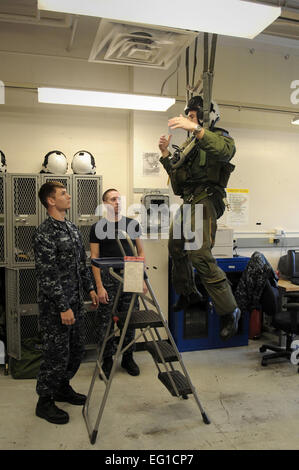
<box><xmin>220</xmin><ymin>307</ymin><xmax>241</xmax><ymax>341</ymax></box>
<box><xmin>121</xmin><ymin>352</ymin><xmax>140</xmax><ymax>376</ymax></box>
<box><xmin>36</xmin><ymin>396</ymin><xmax>69</xmax><ymax>424</ymax></box>
<box><xmin>99</xmin><ymin>356</ymin><xmax>113</xmax><ymax>381</ymax></box>
<box><xmin>54</xmin><ymin>382</ymin><xmax>86</xmax><ymax>405</ymax></box>
<box><xmin>174</xmin><ymin>291</ymin><xmax>204</xmax><ymax>312</ymax></box>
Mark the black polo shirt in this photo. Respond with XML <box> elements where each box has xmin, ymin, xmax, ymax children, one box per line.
<box><xmin>89</xmin><ymin>216</ymin><xmax>142</xmax><ymax>258</ymax></box>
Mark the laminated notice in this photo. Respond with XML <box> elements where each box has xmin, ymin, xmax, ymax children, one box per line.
<box><xmin>123</xmin><ymin>256</ymin><xmax>145</xmax><ymax>293</ymax></box>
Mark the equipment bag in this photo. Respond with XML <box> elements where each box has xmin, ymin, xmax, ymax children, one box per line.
<box><xmin>10</xmin><ymin>337</ymin><xmax>43</xmax><ymax>379</ymax></box>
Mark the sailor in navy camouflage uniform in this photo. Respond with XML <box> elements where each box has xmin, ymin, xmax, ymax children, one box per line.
<box><xmin>33</xmin><ymin>181</ymin><xmax>98</xmax><ymax>425</ymax></box>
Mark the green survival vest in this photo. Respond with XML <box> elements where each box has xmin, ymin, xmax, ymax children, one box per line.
<box><xmin>167</xmin><ymin>127</ymin><xmax>236</xmax><ymax>218</ymax></box>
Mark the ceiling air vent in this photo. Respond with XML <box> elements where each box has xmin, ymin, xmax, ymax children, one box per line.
<box><xmin>89</xmin><ymin>19</ymin><xmax>197</xmax><ymax>69</ymax></box>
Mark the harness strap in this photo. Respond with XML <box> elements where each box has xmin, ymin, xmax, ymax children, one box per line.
<box><xmin>202</xmin><ymin>33</ymin><xmax>218</xmax><ymax>129</ymax></box>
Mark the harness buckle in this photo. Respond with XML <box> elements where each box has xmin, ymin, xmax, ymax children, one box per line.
<box><xmin>205</xmin><ymin>186</ymin><xmax>213</xmax><ymax>196</ymax></box>
<box><xmin>186</xmin><ymin>194</ymin><xmax>194</xmax><ymax>203</ymax></box>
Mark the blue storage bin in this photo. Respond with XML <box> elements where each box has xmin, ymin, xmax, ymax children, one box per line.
<box><xmin>169</xmin><ymin>256</ymin><xmax>250</xmax><ymax>352</ymax></box>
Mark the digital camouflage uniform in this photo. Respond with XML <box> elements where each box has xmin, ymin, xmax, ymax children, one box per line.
<box><xmin>160</xmin><ymin>127</ymin><xmax>238</xmax><ymax>316</ymax></box>
<box><xmin>33</xmin><ymin>216</ymin><xmax>94</xmax><ymax>398</ymax></box>
<box><xmin>234</xmin><ymin>251</ymin><xmax>277</xmax><ymax>314</ymax></box>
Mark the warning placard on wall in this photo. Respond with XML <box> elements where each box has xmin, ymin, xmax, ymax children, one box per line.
<box><xmin>226</xmin><ymin>189</ymin><xmax>249</xmax><ymax>226</ymax></box>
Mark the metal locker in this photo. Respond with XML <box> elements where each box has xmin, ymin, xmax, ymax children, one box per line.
<box><xmin>5</xmin><ymin>267</ymin><xmax>39</xmax><ymax>360</ymax></box>
<box><xmin>71</xmin><ymin>175</ymin><xmax>102</xmax><ymax>261</ymax></box>
<box><xmin>5</xmin><ymin>266</ymin><xmax>98</xmax><ymax>358</ymax></box>
<box><xmin>0</xmin><ymin>175</ymin><xmax>7</xmax><ymax>265</ymax></box>
<box><xmin>39</xmin><ymin>174</ymin><xmax>72</xmax><ymax>223</ymax></box>
<box><xmin>6</xmin><ymin>174</ymin><xmax>39</xmax><ymax>267</ymax></box>
<box><xmin>4</xmin><ymin>174</ymin><xmax>103</xmax><ymax>361</ymax></box>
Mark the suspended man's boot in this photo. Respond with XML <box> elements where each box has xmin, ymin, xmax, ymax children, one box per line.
<box><xmin>174</xmin><ymin>291</ymin><xmax>204</xmax><ymax>312</ymax></box>
<box><xmin>99</xmin><ymin>356</ymin><xmax>113</xmax><ymax>381</ymax></box>
<box><xmin>54</xmin><ymin>383</ymin><xmax>86</xmax><ymax>405</ymax></box>
<box><xmin>36</xmin><ymin>396</ymin><xmax>69</xmax><ymax>424</ymax></box>
<box><xmin>121</xmin><ymin>353</ymin><xmax>140</xmax><ymax>376</ymax></box>
<box><xmin>220</xmin><ymin>308</ymin><xmax>241</xmax><ymax>341</ymax></box>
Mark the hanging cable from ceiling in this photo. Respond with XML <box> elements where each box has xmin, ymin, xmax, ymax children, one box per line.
<box><xmin>185</xmin><ymin>33</ymin><xmax>218</xmax><ymax>128</ymax></box>
<box><xmin>160</xmin><ymin>56</ymin><xmax>181</xmax><ymax>96</ymax></box>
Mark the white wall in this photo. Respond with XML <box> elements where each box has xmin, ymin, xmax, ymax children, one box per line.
<box><xmin>1</xmin><ymin>101</ymin><xmax>129</xmax><ymax>180</ymax></box>
<box><xmin>0</xmin><ymin>51</ymin><xmax>133</xmax><ymax>196</ymax></box>
<box><xmin>1</xmin><ymin>28</ymin><xmax>299</xmax><ymax>268</ymax></box>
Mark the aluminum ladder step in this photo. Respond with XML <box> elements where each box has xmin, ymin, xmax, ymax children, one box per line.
<box><xmin>117</xmin><ymin>310</ymin><xmax>163</xmax><ymax>329</ymax></box>
<box><xmin>158</xmin><ymin>370</ymin><xmax>192</xmax><ymax>397</ymax></box>
<box><xmin>146</xmin><ymin>340</ymin><xmax>178</xmax><ymax>363</ymax></box>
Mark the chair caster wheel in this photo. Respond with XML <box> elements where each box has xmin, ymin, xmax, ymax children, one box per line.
<box><xmin>261</xmin><ymin>359</ymin><xmax>268</xmax><ymax>367</ymax></box>
<box><xmin>259</xmin><ymin>346</ymin><xmax>267</xmax><ymax>353</ymax></box>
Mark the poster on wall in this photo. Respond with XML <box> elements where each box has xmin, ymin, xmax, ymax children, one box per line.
<box><xmin>142</xmin><ymin>152</ymin><xmax>160</xmax><ymax>176</ymax></box>
<box><xmin>226</xmin><ymin>188</ymin><xmax>249</xmax><ymax>226</ymax></box>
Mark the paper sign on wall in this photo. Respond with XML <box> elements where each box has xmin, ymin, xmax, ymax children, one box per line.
<box><xmin>226</xmin><ymin>188</ymin><xmax>249</xmax><ymax>226</ymax></box>
<box><xmin>123</xmin><ymin>256</ymin><xmax>145</xmax><ymax>293</ymax></box>
<box><xmin>142</xmin><ymin>152</ymin><xmax>160</xmax><ymax>176</ymax></box>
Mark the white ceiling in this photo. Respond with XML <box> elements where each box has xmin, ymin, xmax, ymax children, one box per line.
<box><xmin>0</xmin><ymin>0</ymin><xmax>299</xmax><ymax>69</ymax></box>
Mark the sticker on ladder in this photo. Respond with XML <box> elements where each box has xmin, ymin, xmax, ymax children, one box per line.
<box><xmin>123</xmin><ymin>256</ymin><xmax>145</xmax><ymax>293</ymax></box>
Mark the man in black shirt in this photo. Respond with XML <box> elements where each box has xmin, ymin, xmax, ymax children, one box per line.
<box><xmin>90</xmin><ymin>188</ymin><xmax>146</xmax><ymax>379</ymax></box>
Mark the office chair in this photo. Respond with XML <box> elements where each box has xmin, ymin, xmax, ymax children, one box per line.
<box><xmin>259</xmin><ymin>278</ymin><xmax>299</xmax><ymax>372</ymax></box>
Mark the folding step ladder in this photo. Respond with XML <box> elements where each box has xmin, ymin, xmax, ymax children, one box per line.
<box><xmin>83</xmin><ymin>240</ymin><xmax>210</xmax><ymax>445</ymax></box>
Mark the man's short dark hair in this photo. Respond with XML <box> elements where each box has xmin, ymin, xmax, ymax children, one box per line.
<box><xmin>38</xmin><ymin>181</ymin><xmax>66</xmax><ymax>209</ymax></box>
<box><xmin>102</xmin><ymin>188</ymin><xmax>118</xmax><ymax>202</ymax></box>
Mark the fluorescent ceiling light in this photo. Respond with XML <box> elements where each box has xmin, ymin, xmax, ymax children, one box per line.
<box><xmin>38</xmin><ymin>88</ymin><xmax>175</xmax><ymax>112</ymax></box>
<box><xmin>38</xmin><ymin>0</ymin><xmax>281</xmax><ymax>40</ymax></box>
<box><xmin>291</xmin><ymin>115</ymin><xmax>299</xmax><ymax>125</ymax></box>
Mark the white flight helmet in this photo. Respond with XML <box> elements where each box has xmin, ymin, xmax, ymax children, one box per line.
<box><xmin>0</xmin><ymin>150</ymin><xmax>7</xmax><ymax>173</ymax></box>
<box><xmin>40</xmin><ymin>150</ymin><xmax>68</xmax><ymax>174</ymax></box>
<box><xmin>71</xmin><ymin>150</ymin><xmax>96</xmax><ymax>175</ymax></box>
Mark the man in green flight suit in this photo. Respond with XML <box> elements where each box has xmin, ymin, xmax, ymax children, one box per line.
<box><xmin>159</xmin><ymin>95</ymin><xmax>240</xmax><ymax>340</ymax></box>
